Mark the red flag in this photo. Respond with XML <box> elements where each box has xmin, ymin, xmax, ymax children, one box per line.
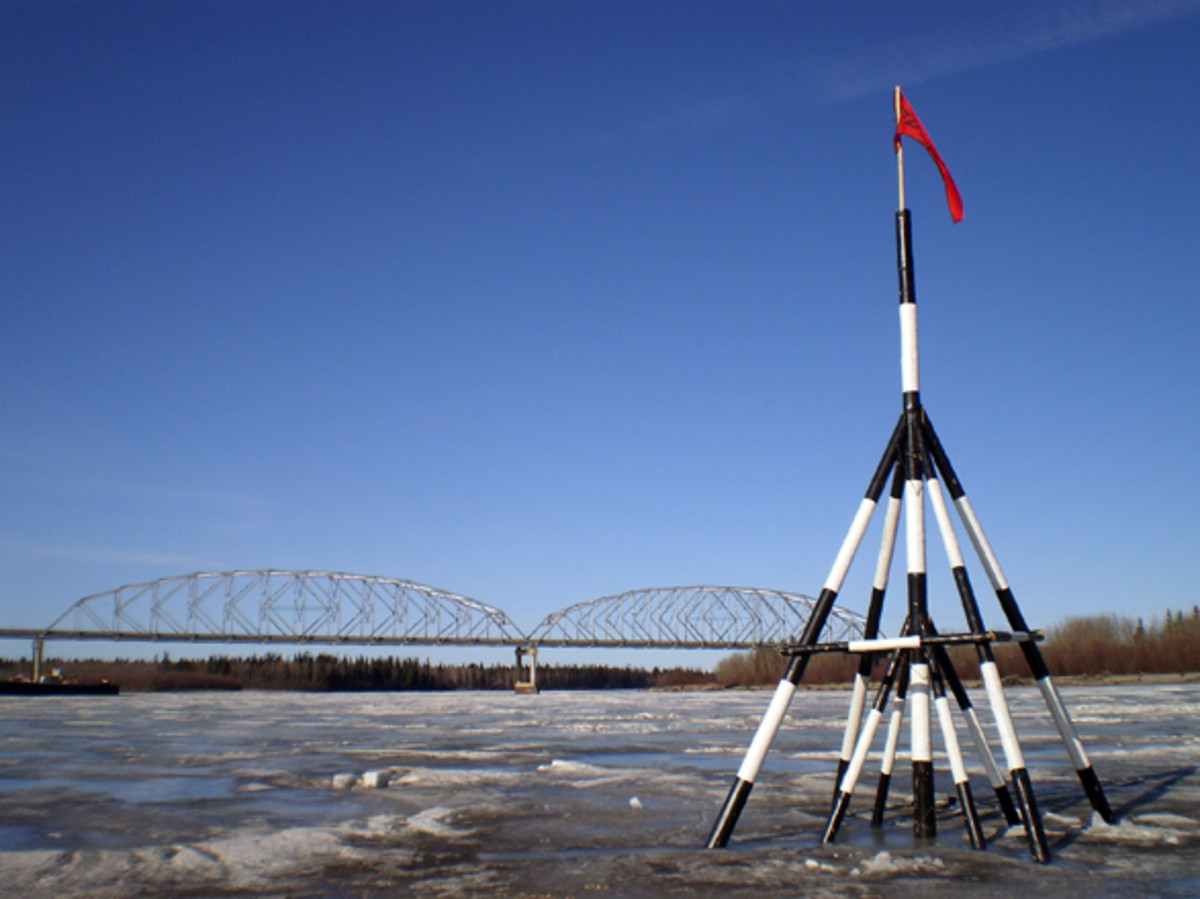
<box><xmin>894</xmin><ymin>91</ymin><xmax>963</xmax><ymax>223</ymax></box>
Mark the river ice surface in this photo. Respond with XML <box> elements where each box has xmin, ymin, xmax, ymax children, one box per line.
<box><xmin>1</xmin><ymin>683</ymin><xmax>1198</xmax><ymax>897</ymax></box>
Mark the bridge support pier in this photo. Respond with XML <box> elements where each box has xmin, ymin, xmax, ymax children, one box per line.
<box><xmin>515</xmin><ymin>645</ymin><xmax>539</xmax><ymax>694</ymax></box>
<box><xmin>32</xmin><ymin>638</ymin><xmax>45</xmax><ymax>682</ymax></box>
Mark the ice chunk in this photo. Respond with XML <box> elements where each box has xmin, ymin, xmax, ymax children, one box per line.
<box><xmin>331</xmin><ymin>773</ymin><xmax>359</xmax><ymax>790</ymax></box>
<box><xmin>853</xmin><ymin>851</ymin><xmax>946</xmax><ymax>878</ymax></box>
<box><xmin>361</xmin><ymin>770</ymin><xmax>389</xmax><ymax>789</ymax></box>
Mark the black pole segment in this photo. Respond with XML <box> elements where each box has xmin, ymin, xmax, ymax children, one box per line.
<box><xmin>952</xmin><ymin>567</ymin><xmax>987</xmax><ymax>633</ymax></box>
<box><xmin>871</xmin><ymin>772</ymin><xmax>892</xmax><ymax>828</ymax></box>
<box><xmin>896</xmin><ymin>209</ymin><xmax>916</xmax><ymax>306</ymax></box>
<box><xmin>706</xmin><ymin>778</ymin><xmax>755</xmax><ymax>849</ymax></box>
<box><xmin>1012</xmin><ymin>769</ymin><xmax>1052</xmax><ymax>863</ymax></box>
<box><xmin>1079</xmin><ymin>766</ymin><xmax>1114</xmax><ymax>821</ymax></box>
<box><xmin>912</xmin><ymin>747</ymin><xmax>936</xmax><ymax>839</ymax></box>
<box><xmin>902</xmin><ymin>412</ymin><xmax>927</xmax><ymax>627</ymax></box>
<box><xmin>823</xmin><ymin>792</ymin><xmax>853</xmax><ymax>844</ymax></box>
<box><xmin>870</xmin><ymin>415</ymin><xmax>908</xmax><ymax>504</ymax></box>
<box><xmin>956</xmin><ymin>782</ymin><xmax>987</xmax><ymax>849</ymax></box>
<box><xmin>919</xmin><ymin>413</ymin><xmax>963</xmax><ymax>499</ymax></box>
<box><xmin>831</xmin><ymin>758</ymin><xmax>850</xmax><ymax>815</ymax></box>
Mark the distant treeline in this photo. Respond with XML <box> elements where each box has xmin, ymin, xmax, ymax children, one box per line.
<box><xmin>0</xmin><ymin>652</ymin><xmax>715</xmax><ymax>692</ymax></box>
<box><xmin>713</xmin><ymin>608</ymin><xmax>1200</xmax><ymax>687</ymax></box>
<box><xmin>6</xmin><ymin>609</ymin><xmax>1197</xmax><ymax>691</ymax></box>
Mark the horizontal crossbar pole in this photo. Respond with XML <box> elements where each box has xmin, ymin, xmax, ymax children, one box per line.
<box><xmin>783</xmin><ymin>629</ymin><xmax>1043</xmax><ymax>655</ymax></box>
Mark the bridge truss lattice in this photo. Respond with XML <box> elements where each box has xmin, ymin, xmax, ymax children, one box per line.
<box><xmin>11</xmin><ymin>572</ymin><xmax>871</xmax><ymax>651</ymax></box>
<box><xmin>527</xmin><ymin>585</ymin><xmax>868</xmax><ymax>648</ymax></box>
<box><xmin>40</xmin><ymin>570</ymin><xmax>525</xmax><ymax>646</ymax></box>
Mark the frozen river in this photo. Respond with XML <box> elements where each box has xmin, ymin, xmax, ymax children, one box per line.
<box><xmin>1</xmin><ymin>683</ymin><xmax>1198</xmax><ymax>897</ymax></box>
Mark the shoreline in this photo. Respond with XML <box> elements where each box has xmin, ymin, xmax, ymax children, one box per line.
<box><xmin>655</xmin><ymin>671</ymin><xmax>1200</xmax><ymax>692</ymax></box>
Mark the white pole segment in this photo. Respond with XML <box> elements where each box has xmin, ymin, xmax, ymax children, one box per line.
<box><xmin>905</xmin><ymin>479</ymin><xmax>926</xmax><ymax>575</ymax></box>
<box><xmin>963</xmin><ymin>706</ymin><xmax>1009</xmax><ymax>790</ymax></box>
<box><xmin>849</xmin><ymin>635</ymin><xmax>921</xmax><ymax>653</ymax></box>
<box><xmin>953</xmin><ymin>496</ymin><xmax>1009</xmax><ymax>592</ymax></box>
<box><xmin>841</xmin><ymin>708</ymin><xmax>886</xmax><ymax>793</ymax></box>
<box><xmin>825</xmin><ymin>498</ymin><xmax>878</xmax><ymax>592</ymax></box>
<box><xmin>839</xmin><ymin>674</ymin><xmax>871</xmax><ymax>762</ymax></box>
<box><xmin>981</xmin><ymin>660</ymin><xmax>1026</xmax><ymax>769</ymax></box>
<box><xmin>900</xmin><ymin>303</ymin><xmax>920</xmax><ymax>393</ymax></box>
<box><xmin>1037</xmin><ymin>678</ymin><xmax>1091</xmax><ymax>770</ymax></box>
<box><xmin>880</xmin><ymin>695</ymin><xmax>905</xmax><ymax>777</ymax></box>
<box><xmin>874</xmin><ymin>490</ymin><xmax>903</xmax><ymax>588</ymax></box>
<box><xmin>736</xmin><ymin>679</ymin><xmax>797</xmax><ymax>783</ymax></box>
<box><xmin>936</xmin><ymin>695</ymin><xmax>970</xmax><ymax>784</ymax></box>
<box><xmin>910</xmin><ymin>663</ymin><xmax>933</xmax><ymax>762</ymax></box>
<box><xmin>926</xmin><ymin>477</ymin><xmax>965</xmax><ymax>569</ymax></box>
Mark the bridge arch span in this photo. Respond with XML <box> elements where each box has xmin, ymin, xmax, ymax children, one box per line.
<box><xmin>526</xmin><ymin>586</ymin><xmax>868</xmax><ymax>648</ymax></box>
<box><xmin>41</xmin><ymin>570</ymin><xmax>525</xmax><ymax>646</ymax></box>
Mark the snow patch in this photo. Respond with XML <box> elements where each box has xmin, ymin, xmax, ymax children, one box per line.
<box><xmin>405</xmin><ymin>806</ymin><xmax>473</xmax><ymax>838</ymax></box>
<box><xmin>1083</xmin><ymin>811</ymin><xmax>1192</xmax><ymax>845</ymax></box>
<box><xmin>850</xmin><ymin>851</ymin><xmax>947</xmax><ymax>879</ymax></box>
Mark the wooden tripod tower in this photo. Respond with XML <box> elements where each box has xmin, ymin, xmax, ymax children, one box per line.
<box><xmin>705</xmin><ymin>89</ymin><xmax>1116</xmax><ymax>863</ymax></box>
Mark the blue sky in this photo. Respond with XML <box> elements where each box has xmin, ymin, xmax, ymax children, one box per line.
<box><xmin>3</xmin><ymin>1</ymin><xmax>1198</xmax><ymax>668</ymax></box>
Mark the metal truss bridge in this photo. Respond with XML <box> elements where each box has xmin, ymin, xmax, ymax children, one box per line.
<box><xmin>1</xmin><ymin>570</ymin><xmax>868</xmax><ymax>652</ymax></box>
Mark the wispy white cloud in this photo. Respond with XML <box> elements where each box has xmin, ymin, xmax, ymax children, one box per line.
<box><xmin>807</xmin><ymin>0</ymin><xmax>1200</xmax><ymax>102</ymax></box>
<box><xmin>641</xmin><ymin>0</ymin><xmax>1200</xmax><ymax>134</ymax></box>
<box><xmin>0</xmin><ymin>539</ymin><xmax>228</xmax><ymax>570</ymax></box>
<box><xmin>86</xmin><ymin>479</ymin><xmax>268</xmax><ymax>513</ymax></box>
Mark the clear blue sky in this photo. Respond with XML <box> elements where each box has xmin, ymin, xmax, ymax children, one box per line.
<box><xmin>3</xmin><ymin>1</ymin><xmax>1198</xmax><ymax>668</ymax></box>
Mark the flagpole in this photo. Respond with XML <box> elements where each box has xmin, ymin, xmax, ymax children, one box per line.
<box><xmin>895</xmin><ymin>86</ymin><xmax>906</xmax><ymax>212</ymax></box>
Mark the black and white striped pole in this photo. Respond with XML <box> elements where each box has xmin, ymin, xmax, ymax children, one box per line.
<box><xmin>870</xmin><ymin>656</ymin><xmax>909</xmax><ymax>826</ymax></box>
<box><xmin>705</xmin><ymin>419</ymin><xmax>903</xmax><ymax>849</ymax></box>
<box><xmin>922</xmin><ymin>416</ymin><xmax>1116</xmax><ymax>825</ymax></box>
<box><xmin>895</xmin><ymin>86</ymin><xmax>938</xmax><ymax>840</ymax></box>
<box><xmin>831</xmin><ymin>465</ymin><xmax>902</xmax><ymax>809</ymax></box>
<box><xmin>824</xmin><ymin>643</ymin><xmax>910</xmax><ymax>842</ymax></box>
<box><xmin>929</xmin><ymin>657</ymin><xmax>986</xmax><ymax>848</ymax></box>
<box><xmin>928</xmin><ymin>636</ymin><xmax>1021</xmax><ymax>827</ymax></box>
<box><xmin>922</xmin><ymin>437</ymin><xmax>1050</xmax><ymax>857</ymax></box>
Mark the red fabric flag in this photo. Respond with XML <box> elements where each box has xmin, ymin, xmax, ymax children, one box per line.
<box><xmin>894</xmin><ymin>91</ymin><xmax>963</xmax><ymax>223</ymax></box>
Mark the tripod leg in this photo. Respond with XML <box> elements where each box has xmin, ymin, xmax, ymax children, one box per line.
<box><xmin>871</xmin><ymin>661</ymin><xmax>909</xmax><ymax>827</ymax></box>
<box><xmin>705</xmin><ymin>417</ymin><xmax>905</xmax><ymax>850</ymax></box>
<box><xmin>922</xmin><ymin>450</ymin><xmax>1049</xmax><ymax>860</ymax></box>
<box><xmin>930</xmin><ymin>642</ymin><xmax>1020</xmax><ymax>826</ymax></box>
<box><xmin>922</xmin><ymin>460</ymin><xmax>1020</xmax><ymax>825</ymax></box>
<box><xmin>833</xmin><ymin>465</ymin><xmax>903</xmax><ymax>810</ymax></box>
<box><xmin>824</xmin><ymin>647</ymin><xmax>908</xmax><ymax>843</ymax></box>
<box><xmin>980</xmin><ymin>657</ymin><xmax>1052</xmax><ymax>862</ymax></box>
<box><xmin>929</xmin><ymin>654</ymin><xmax>986</xmax><ymax>849</ymax></box>
<box><xmin>923</xmin><ymin>416</ymin><xmax>1115</xmax><ymax>825</ymax></box>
